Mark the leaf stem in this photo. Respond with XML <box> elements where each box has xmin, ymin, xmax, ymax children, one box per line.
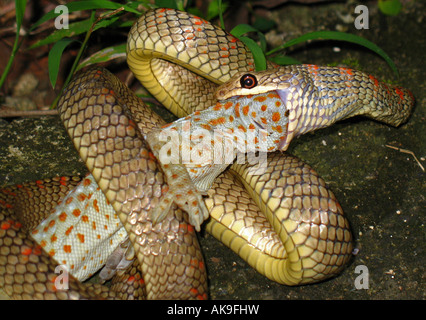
<box><xmin>51</xmin><ymin>7</ymin><xmax>124</xmax><ymax>108</ymax></box>
<box><xmin>0</xmin><ymin>0</ymin><xmax>28</xmax><ymax>92</ymax></box>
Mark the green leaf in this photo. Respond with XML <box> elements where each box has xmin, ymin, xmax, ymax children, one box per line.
<box><xmin>378</xmin><ymin>0</ymin><xmax>402</xmax><ymax>16</ymax></box>
<box><xmin>230</xmin><ymin>24</ymin><xmax>259</xmax><ymax>37</ymax></box>
<box><xmin>217</xmin><ymin>0</ymin><xmax>226</xmax><ymax>30</ymax></box>
<box><xmin>77</xmin><ymin>44</ymin><xmax>127</xmax><ymax>71</ymax></box>
<box><xmin>48</xmin><ymin>38</ymin><xmax>77</xmax><ymax>88</ymax></box>
<box><xmin>206</xmin><ymin>0</ymin><xmax>228</xmax><ymax>20</ymax></box>
<box><xmin>230</xmin><ymin>24</ymin><xmax>267</xmax><ymax>51</ymax></box>
<box><xmin>266</xmin><ymin>31</ymin><xmax>399</xmax><ymax>76</ymax></box>
<box><xmin>30</xmin><ymin>13</ymin><xmax>121</xmax><ymax>49</ymax></box>
<box><xmin>15</xmin><ymin>0</ymin><xmax>27</xmax><ymax>30</ymax></box>
<box><xmin>31</xmin><ymin>0</ymin><xmax>139</xmax><ymax>31</ymax></box>
<box><xmin>30</xmin><ymin>19</ymin><xmax>92</xmax><ymax>49</ymax></box>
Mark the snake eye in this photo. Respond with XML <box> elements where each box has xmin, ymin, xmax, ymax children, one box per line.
<box><xmin>240</xmin><ymin>74</ymin><xmax>258</xmax><ymax>89</ymax></box>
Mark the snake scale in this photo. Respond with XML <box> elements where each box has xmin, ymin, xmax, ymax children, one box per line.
<box><xmin>0</xmin><ymin>8</ymin><xmax>414</xmax><ymax>299</ymax></box>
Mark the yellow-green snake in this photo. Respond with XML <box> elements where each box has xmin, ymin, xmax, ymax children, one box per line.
<box><xmin>0</xmin><ymin>8</ymin><xmax>414</xmax><ymax>299</ymax></box>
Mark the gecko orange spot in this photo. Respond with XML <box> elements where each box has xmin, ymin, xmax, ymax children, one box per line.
<box><xmin>63</xmin><ymin>245</ymin><xmax>72</xmax><ymax>253</ymax></box>
<box><xmin>93</xmin><ymin>199</ymin><xmax>100</xmax><ymax>212</ymax></box>
<box><xmin>268</xmin><ymin>92</ymin><xmax>280</xmax><ymax>99</ymax></box>
<box><xmin>77</xmin><ymin>193</ymin><xmax>87</xmax><ymax>202</ymax></box>
<box><xmin>272</xmin><ymin>112</ymin><xmax>281</xmax><ymax>122</ymax></box>
<box><xmin>213</xmin><ymin>102</ymin><xmax>223</xmax><ymax>111</ymax></box>
<box><xmin>201</xmin><ymin>124</ymin><xmax>212</xmax><ymax>131</ymax></box>
<box><xmin>82</xmin><ymin>215</ymin><xmax>89</xmax><ymax>222</ymax></box>
<box><xmin>39</xmin><ymin>240</ymin><xmax>47</xmax><ymax>247</ymax></box>
<box><xmin>238</xmin><ymin>125</ymin><xmax>246</xmax><ymax>132</ymax></box>
<box><xmin>209</xmin><ymin>117</ymin><xmax>226</xmax><ymax>126</ymax></box>
<box><xmin>49</xmin><ymin>249</ymin><xmax>55</xmax><ymax>256</ymax></box>
<box><xmin>83</xmin><ymin>178</ymin><xmax>91</xmax><ymax>187</ymax></box>
<box><xmin>65</xmin><ymin>197</ymin><xmax>74</xmax><ymax>205</ymax></box>
<box><xmin>261</xmin><ymin>105</ymin><xmax>267</xmax><ymax>112</ymax></box>
<box><xmin>51</xmin><ymin>234</ymin><xmax>57</xmax><ymax>243</ymax></box>
<box><xmin>59</xmin><ymin>212</ymin><xmax>67</xmax><ymax>222</ymax></box>
<box><xmin>254</xmin><ymin>96</ymin><xmax>266</xmax><ymax>102</ymax></box>
<box><xmin>234</xmin><ymin>104</ymin><xmax>240</xmax><ymax>117</ymax></box>
<box><xmin>65</xmin><ymin>226</ymin><xmax>74</xmax><ymax>236</ymax></box>
<box><xmin>222</xmin><ymin>101</ymin><xmax>232</xmax><ymax>109</ymax></box>
<box><xmin>77</xmin><ymin>233</ymin><xmax>85</xmax><ymax>243</ymax></box>
<box><xmin>92</xmin><ymin>221</ymin><xmax>96</xmax><ymax>230</ymax></box>
<box><xmin>72</xmin><ymin>208</ymin><xmax>81</xmax><ymax>217</ymax></box>
<box><xmin>242</xmin><ymin>105</ymin><xmax>249</xmax><ymax>116</ymax></box>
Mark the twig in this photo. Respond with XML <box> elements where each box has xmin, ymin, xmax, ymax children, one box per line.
<box><xmin>385</xmin><ymin>144</ymin><xmax>425</xmax><ymax>172</ymax></box>
<box><xmin>0</xmin><ymin>109</ymin><xmax>58</xmax><ymax>118</ymax></box>
<box><xmin>0</xmin><ymin>94</ymin><xmax>162</xmax><ymax>118</ymax></box>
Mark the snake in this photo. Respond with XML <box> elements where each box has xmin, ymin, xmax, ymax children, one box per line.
<box><xmin>0</xmin><ymin>8</ymin><xmax>414</xmax><ymax>299</ymax></box>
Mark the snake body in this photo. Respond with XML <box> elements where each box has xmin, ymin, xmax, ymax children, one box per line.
<box><xmin>0</xmin><ymin>8</ymin><xmax>414</xmax><ymax>299</ymax></box>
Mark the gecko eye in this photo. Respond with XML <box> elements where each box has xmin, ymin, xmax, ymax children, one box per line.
<box><xmin>240</xmin><ymin>74</ymin><xmax>258</xmax><ymax>89</ymax></box>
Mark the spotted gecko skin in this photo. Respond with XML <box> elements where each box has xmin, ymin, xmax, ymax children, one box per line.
<box><xmin>31</xmin><ymin>175</ymin><xmax>128</xmax><ymax>281</ymax></box>
<box><xmin>147</xmin><ymin>91</ymin><xmax>288</xmax><ymax>193</ymax></box>
<box><xmin>0</xmin><ymin>176</ymin><xmax>118</xmax><ymax>299</ymax></box>
<box><xmin>147</xmin><ymin>64</ymin><xmax>415</xmax><ymax>212</ymax></box>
